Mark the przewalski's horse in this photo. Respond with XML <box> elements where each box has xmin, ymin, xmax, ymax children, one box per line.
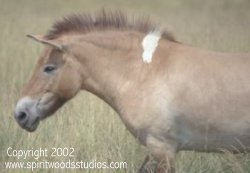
<box><xmin>14</xmin><ymin>11</ymin><xmax>250</xmax><ymax>173</ymax></box>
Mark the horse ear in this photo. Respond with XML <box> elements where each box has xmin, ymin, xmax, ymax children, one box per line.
<box><xmin>27</xmin><ymin>34</ymin><xmax>64</xmax><ymax>51</ymax></box>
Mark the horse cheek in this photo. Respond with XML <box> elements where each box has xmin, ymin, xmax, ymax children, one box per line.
<box><xmin>57</xmin><ymin>70</ymin><xmax>81</xmax><ymax>99</ymax></box>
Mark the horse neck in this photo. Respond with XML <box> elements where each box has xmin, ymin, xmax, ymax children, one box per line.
<box><xmin>71</xmin><ymin>31</ymin><xmax>144</xmax><ymax>113</ymax></box>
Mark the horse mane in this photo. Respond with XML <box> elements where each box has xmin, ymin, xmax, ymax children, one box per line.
<box><xmin>45</xmin><ymin>9</ymin><xmax>176</xmax><ymax>42</ymax></box>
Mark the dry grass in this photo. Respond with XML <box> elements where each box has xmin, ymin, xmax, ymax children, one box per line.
<box><xmin>0</xmin><ymin>0</ymin><xmax>250</xmax><ymax>172</ymax></box>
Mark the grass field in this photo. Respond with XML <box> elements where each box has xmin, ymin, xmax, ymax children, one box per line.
<box><xmin>1</xmin><ymin>0</ymin><xmax>250</xmax><ymax>172</ymax></box>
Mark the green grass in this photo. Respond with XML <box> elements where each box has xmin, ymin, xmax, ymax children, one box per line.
<box><xmin>0</xmin><ymin>0</ymin><xmax>250</xmax><ymax>172</ymax></box>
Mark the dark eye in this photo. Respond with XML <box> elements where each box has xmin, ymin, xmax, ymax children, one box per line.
<box><xmin>43</xmin><ymin>65</ymin><xmax>56</xmax><ymax>73</ymax></box>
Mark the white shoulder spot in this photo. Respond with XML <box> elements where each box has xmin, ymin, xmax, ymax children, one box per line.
<box><xmin>142</xmin><ymin>31</ymin><xmax>161</xmax><ymax>64</ymax></box>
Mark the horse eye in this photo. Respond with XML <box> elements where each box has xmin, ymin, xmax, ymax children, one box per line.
<box><xmin>43</xmin><ymin>65</ymin><xmax>56</xmax><ymax>73</ymax></box>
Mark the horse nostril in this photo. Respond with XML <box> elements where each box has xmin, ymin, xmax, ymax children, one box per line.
<box><xmin>16</xmin><ymin>111</ymin><xmax>27</xmax><ymax>122</ymax></box>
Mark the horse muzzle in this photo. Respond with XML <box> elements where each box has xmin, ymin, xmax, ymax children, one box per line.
<box><xmin>14</xmin><ymin>92</ymin><xmax>65</xmax><ymax>132</ymax></box>
<box><xmin>14</xmin><ymin>96</ymin><xmax>40</xmax><ymax>132</ymax></box>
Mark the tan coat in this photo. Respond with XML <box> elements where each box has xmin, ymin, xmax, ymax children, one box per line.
<box><xmin>14</xmin><ymin>12</ymin><xmax>250</xmax><ymax>173</ymax></box>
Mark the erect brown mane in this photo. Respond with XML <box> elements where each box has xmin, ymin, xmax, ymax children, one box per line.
<box><xmin>45</xmin><ymin>9</ymin><xmax>176</xmax><ymax>42</ymax></box>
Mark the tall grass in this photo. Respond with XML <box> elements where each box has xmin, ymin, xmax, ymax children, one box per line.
<box><xmin>0</xmin><ymin>0</ymin><xmax>250</xmax><ymax>172</ymax></box>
